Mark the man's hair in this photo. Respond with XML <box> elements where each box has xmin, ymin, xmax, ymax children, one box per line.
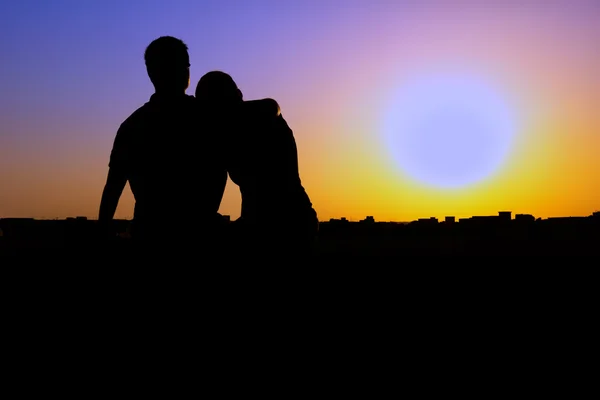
<box><xmin>144</xmin><ymin>36</ymin><xmax>189</xmax><ymax>72</ymax></box>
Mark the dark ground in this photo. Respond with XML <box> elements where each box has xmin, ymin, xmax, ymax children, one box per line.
<box><xmin>2</xmin><ymin>220</ymin><xmax>596</xmax><ymax>371</ymax></box>
<box><xmin>1</xmin><ymin>230</ymin><xmax>597</xmax><ymax>260</ymax></box>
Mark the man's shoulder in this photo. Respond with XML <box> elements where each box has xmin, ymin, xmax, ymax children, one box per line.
<box><xmin>118</xmin><ymin>101</ymin><xmax>154</xmax><ymax>132</ymax></box>
<box><xmin>183</xmin><ymin>94</ymin><xmax>198</xmax><ymax>104</ymax></box>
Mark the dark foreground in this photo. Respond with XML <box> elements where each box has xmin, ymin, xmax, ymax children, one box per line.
<box><xmin>2</xmin><ymin>217</ymin><xmax>597</xmax><ymax>371</ymax></box>
<box><xmin>1</xmin><ymin>230</ymin><xmax>598</xmax><ymax>261</ymax></box>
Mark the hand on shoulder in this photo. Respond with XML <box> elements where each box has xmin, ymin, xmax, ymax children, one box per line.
<box><xmin>263</xmin><ymin>98</ymin><xmax>281</xmax><ymax>117</ymax></box>
<box><xmin>245</xmin><ymin>98</ymin><xmax>281</xmax><ymax>117</ymax></box>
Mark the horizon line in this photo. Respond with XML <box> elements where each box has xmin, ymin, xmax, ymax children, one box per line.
<box><xmin>2</xmin><ymin>211</ymin><xmax>599</xmax><ymax>224</ymax></box>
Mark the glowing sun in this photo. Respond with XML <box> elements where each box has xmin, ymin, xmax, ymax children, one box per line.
<box><xmin>382</xmin><ymin>72</ymin><xmax>518</xmax><ymax>189</ymax></box>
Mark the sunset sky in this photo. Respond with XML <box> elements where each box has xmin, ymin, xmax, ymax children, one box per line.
<box><xmin>1</xmin><ymin>0</ymin><xmax>598</xmax><ymax>222</ymax></box>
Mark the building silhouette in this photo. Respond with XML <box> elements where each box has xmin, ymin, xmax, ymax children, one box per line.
<box><xmin>1</xmin><ymin>210</ymin><xmax>598</xmax><ymax>257</ymax></box>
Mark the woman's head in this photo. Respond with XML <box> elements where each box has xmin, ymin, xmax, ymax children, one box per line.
<box><xmin>195</xmin><ymin>71</ymin><xmax>243</xmax><ymax>105</ymax></box>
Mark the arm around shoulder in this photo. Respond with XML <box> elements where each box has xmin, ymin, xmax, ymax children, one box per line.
<box><xmin>264</xmin><ymin>98</ymin><xmax>281</xmax><ymax>117</ymax></box>
<box><xmin>245</xmin><ymin>98</ymin><xmax>281</xmax><ymax>117</ymax></box>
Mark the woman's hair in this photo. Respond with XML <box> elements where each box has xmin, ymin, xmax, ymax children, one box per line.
<box><xmin>195</xmin><ymin>71</ymin><xmax>243</xmax><ymax>104</ymax></box>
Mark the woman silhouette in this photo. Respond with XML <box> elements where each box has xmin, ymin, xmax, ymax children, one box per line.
<box><xmin>195</xmin><ymin>71</ymin><xmax>319</xmax><ymax>260</ymax></box>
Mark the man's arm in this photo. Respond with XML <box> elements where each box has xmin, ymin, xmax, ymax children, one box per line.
<box><xmin>99</xmin><ymin>167</ymin><xmax>127</xmax><ymax>222</ymax></box>
<box><xmin>244</xmin><ymin>98</ymin><xmax>280</xmax><ymax>117</ymax></box>
<box><xmin>99</xmin><ymin>123</ymin><xmax>129</xmax><ymax>224</ymax></box>
<box><xmin>213</xmin><ymin>168</ymin><xmax>228</xmax><ymax>213</ymax></box>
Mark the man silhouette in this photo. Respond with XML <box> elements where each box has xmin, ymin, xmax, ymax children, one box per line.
<box><xmin>195</xmin><ymin>71</ymin><xmax>319</xmax><ymax>259</ymax></box>
<box><xmin>99</xmin><ymin>37</ymin><xmax>227</xmax><ymax>251</ymax></box>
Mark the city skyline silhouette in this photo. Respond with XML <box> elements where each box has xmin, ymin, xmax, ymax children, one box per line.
<box><xmin>2</xmin><ymin>210</ymin><xmax>598</xmax><ymax>258</ymax></box>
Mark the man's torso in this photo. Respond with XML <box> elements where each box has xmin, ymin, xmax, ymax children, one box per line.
<box><xmin>110</xmin><ymin>94</ymin><xmax>225</xmax><ymax>229</ymax></box>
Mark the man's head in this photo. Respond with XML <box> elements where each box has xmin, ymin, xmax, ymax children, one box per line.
<box><xmin>195</xmin><ymin>71</ymin><xmax>243</xmax><ymax>105</ymax></box>
<box><xmin>144</xmin><ymin>36</ymin><xmax>190</xmax><ymax>93</ymax></box>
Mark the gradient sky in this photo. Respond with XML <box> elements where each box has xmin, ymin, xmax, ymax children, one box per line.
<box><xmin>1</xmin><ymin>0</ymin><xmax>599</xmax><ymax>221</ymax></box>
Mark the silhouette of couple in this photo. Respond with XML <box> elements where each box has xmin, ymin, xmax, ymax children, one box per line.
<box><xmin>98</xmin><ymin>36</ymin><xmax>318</xmax><ymax>259</ymax></box>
